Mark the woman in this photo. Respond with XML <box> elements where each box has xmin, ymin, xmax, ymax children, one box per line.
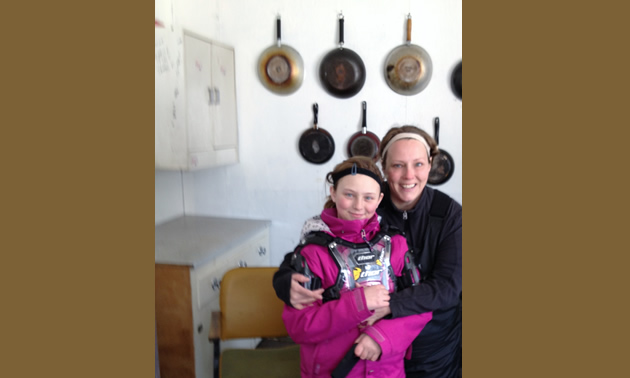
<box><xmin>274</xmin><ymin>126</ymin><xmax>462</xmax><ymax>378</ymax></box>
<box><xmin>282</xmin><ymin>156</ymin><xmax>433</xmax><ymax>378</ymax></box>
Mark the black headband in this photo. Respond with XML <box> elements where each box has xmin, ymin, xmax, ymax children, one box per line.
<box><xmin>331</xmin><ymin>163</ymin><xmax>382</xmax><ymax>187</ymax></box>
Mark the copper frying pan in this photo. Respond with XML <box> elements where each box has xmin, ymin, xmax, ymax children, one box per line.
<box><xmin>258</xmin><ymin>16</ymin><xmax>304</xmax><ymax>95</ymax></box>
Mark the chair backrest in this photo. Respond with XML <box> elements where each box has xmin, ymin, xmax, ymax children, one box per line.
<box><xmin>219</xmin><ymin>267</ymin><xmax>289</xmax><ymax>340</ymax></box>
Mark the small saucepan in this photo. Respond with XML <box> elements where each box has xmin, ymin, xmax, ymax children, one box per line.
<box><xmin>428</xmin><ymin>117</ymin><xmax>455</xmax><ymax>185</ymax></box>
<box><xmin>299</xmin><ymin>103</ymin><xmax>335</xmax><ymax>164</ymax></box>
<box><xmin>347</xmin><ymin>101</ymin><xmax>380</xmax><ymax>160</ymax></box>
<box><xmin>257</xmin><ymin>16</ymin><xmax>304</xmax><ymax>95</ymax></box>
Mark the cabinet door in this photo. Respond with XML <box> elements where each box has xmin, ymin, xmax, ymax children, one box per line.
<box><xmin>211</xmin><ymin>43</ymin><xmax>238</xmax><ymax>150</ymax></box>
<box><xmin>156</xmin><ymin>30</ymin><xmax>238</xmax><ymax>170</ymax></box>
<box><xmin>191</xmin><ymin>230</ymin><xmax>270</xmax><ymax>378</ymax></box>
<box><xmin>155</xmin><ymin>264</ymin><xmax>195</xmax><ymax>378</ymax></box>
<box><xmin>155</xmin><ymin>29</ymin><xmax>187</xmax><ymax>169</ymax></box>
<box><xmin>184</xmin><ymin>34</ymin><xmax>213</xmax><ymax>156</ymax></box>
<box><xmin>195</xmin><ymin>231</ymin><xmax>270</xmax><ymax>311</ymax></box>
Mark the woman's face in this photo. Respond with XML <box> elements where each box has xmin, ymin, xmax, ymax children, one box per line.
<box><xmin>384</xmin><ymin>139</ymin><xmax>431</xmax><ymax>211</ymax></box>
<box><xmin>330</xmin><ymin>174</ymin><xmax>384</xmax><ymax>221</ymax></box>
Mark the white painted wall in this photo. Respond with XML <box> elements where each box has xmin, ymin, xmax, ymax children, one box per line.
<box><xmin>155</xmin><ymin>0</ymin><xmax>462</xmax><ymax>266</ymax></box>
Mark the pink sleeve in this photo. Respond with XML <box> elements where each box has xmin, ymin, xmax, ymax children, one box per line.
<box><xmin>362</xmin><ymin>312</ymin><xmax>432</xmax><ymax>356</ymax></box>
<box><xmin>283</xmin><ymin>286</ymin><xmax>373</xmax><ymax>344</ymax></box>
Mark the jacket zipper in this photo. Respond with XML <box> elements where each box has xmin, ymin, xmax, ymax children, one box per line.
<box><xmin>361</xmin><ymin>229</ymin><xmax>374</xmax><ymax>252</ymax></box>
<box><xmin>401</xmin><ymin>209</ymin><xmax>421</xmax><ymax>272</ymax></box>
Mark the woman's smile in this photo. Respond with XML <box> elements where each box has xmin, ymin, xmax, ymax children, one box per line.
<box><xmin>384</xmin><ymin>139</ymin><xmax>431</xmax><ymax>211</ymax></box>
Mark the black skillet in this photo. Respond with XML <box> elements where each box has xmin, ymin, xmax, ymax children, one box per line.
<box><xmin>347</xmin><ymin>101</ymin><xmax>380</xmax><ymax>160</ymax></box>
<box><xmin>428</xmin><ymin>117</ymin><xmax>455</xmax><ymax>185</ymax></box>
<box><xmin>299</xmin><ymin>103</ymin><xmax>335</xmax><ymax>164</ymax></box>
<box><xmin>319</xmin><ymin>13</ymin><xmax>366</xmax><ymax>99</ymax></box>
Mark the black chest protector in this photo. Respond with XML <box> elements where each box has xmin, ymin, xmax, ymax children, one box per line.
<box><xmin>291</xmin><ymin>230</ymin><xmax>420</xmax><ymax>302</ymax></box>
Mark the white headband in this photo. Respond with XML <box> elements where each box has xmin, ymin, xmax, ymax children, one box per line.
<box><xmin>381</xmin><ymin>133</ymin><xmax>431</xmax><ymax>161</ymax></box>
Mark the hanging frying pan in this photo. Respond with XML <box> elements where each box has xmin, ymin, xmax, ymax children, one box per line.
<box><xmin>451</xmin><ymin>61</ymin><xmax>462</xmax><ymax>100</ymax></box>
<box><xmin>319</xmin><ymin>13</ymin><xmax>366</xmax><ymax>99</ymax></box>
<box><xmin>384</xmin><ymin>14</ymin><xmax>433</xmax><ymax>95</ymax></box>
<box><xmin>257</xmin><ymin>15</ymin><xmax>304</xmax><ymax>95</ymax></box>
<box><xmin>299</xmin><ymin>103</ymin><xmax>335</xmax><ymax>164</ymax></box>
<box><xmin>428</xmin><ymin>117</ymin><xmax>455</xmax><ymax>185</ymax></box>
<box><xmin>347</xmin><ymin>101</ymin><xmax>380</xmax><ymax>160</ymax></box>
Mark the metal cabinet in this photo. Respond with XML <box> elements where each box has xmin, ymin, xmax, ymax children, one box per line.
<box><xmin>155</xmin><ymin>216</ymin><xmax>270</xmax><ymax>378</ymax></box>
<box><xmin>155</xmin><ymin>29</ymin><xmax>239</xmax><ymax>170</ymax></box>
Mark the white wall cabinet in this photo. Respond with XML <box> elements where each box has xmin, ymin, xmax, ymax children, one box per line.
<box><xmin>155</xmin><ymin>28</ymin><xmax>239</xmax><ymax>170</ymax></box>
<box><xmin>155</xmin><ymin>216</ymin><xmax>271</xmax><ymax>378</ymax></box>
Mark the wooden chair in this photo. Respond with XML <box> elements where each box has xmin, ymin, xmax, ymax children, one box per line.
<box><xmin>208</xmin><ymin>267</ymin><xmax>300</xmax><ymax>378</ymax></box>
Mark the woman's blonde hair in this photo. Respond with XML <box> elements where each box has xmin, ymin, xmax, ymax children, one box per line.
<box><xmin>378</xmin><ymin>125</ymin><xmax>438</xmax><ymax>169</ymax></box>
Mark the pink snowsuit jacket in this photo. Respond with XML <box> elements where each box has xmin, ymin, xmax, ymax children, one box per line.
<box><xmin>282</xmin><ymin>208</ymin><xmax>433</xmax><ymax>378</ymax></box>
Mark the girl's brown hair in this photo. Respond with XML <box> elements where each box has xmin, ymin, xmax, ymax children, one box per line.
<box><xmin>323</xmin><ymin>156</ymin><xmax>384</xmax><ymax>209</ymax></box>
<box><xmin>378</xmin><ymin>125</ymin><xmax>438</xmax><ymax>169</ymax></box>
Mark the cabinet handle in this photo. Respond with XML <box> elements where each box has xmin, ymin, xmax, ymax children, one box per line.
<box><xmin>238</xmin><ymin>260</ymin><xmax>248</xmax><ymax>267</ymax></box>
<box><xmin>197</xmin><ymin>324</ymin><xmax>203</xmax><ymax>334</ymax></box>
<box><xmin>258</xmin><ymin>246</ymin><xmax>267</xmax><ymax>256</ymax></box>
<box><xmin>214</xmin><ymin>88</ymin><xmax>220</xmax><ymax>105</ymax></box>
<box><xmin>211</xmin><ymin>278</ymin><xmax>221</xmax><ymax>291</ymax></box>
<box><xmin>208</xmin><ymin>87</ymin><xmax>215</xmax><ymax>105</ymax></box>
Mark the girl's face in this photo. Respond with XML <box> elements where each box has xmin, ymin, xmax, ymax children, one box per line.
<box><xmin>330</xmin><ymin>174</ymin><xmax>384</xmax><ymax>221</ymax></box>
<box><xmin>384</xmin><ymin>139</ymin><xmax>431</xmax><ymax>211</ymax></box>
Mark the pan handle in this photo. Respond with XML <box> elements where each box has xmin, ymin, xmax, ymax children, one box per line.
<box><xmin>361</xmin><ymin>101</ymin><xmax>367</xmax><ymax>134</ymax></box>
<box><xmin>338</xmin><ymin>13</ymin><xmax>345</xmax><ymax>48</ymax></box>
<box><xmin>276</xmin><ymin>16</ymin><xmax>282</xmax><ymax>47</ymax></box>
<box><xmin>313</xmin><ymin>103</ymin><xmax>319</xmax><ymax>130</ymax></box>
<box><xmin>406</xmin><ymin>14</ymin><xmax>412</xmax><ymax>44</ymax></box>
<box><xmin>434</xmin><ymin>117</ymin><xmax>440</xmax><ymax>145</ymax></box>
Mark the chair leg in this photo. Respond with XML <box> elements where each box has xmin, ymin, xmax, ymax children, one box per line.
<box><xmin>213</xmin><ymin>339</ymin><xmax>220</xmax><ymax>378</ymax></box>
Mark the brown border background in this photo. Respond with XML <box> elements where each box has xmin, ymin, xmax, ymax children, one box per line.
<box><xmin>4</xmin><ymin>1</ymin><xmax>154</xmax><ymax>377</ymax></box>
<box><xmin>4</xmin><ymin>0</ymin><xmax>626</xmax><ymax>377</ymax></box>
<box><xmin>463</xmin><ymin>1</ymin><xmax>627</xmax><ymax>377</ymax></box>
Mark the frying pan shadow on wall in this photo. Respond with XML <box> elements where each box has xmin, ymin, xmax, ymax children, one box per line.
<box><xmin>299</xmin><ymin>103</ymin><xmax>335</xmax><ymax>164</ymax></box>
<box><xmin>319</xmin><ymin>13</ymin><xmax>366</xmax><ymax>99</ymax></box>
<box><xmin>347</xmin><ymin>101</ymin><xmax>380</xmax><ymax>160</ymax></box>
<box><xmin>257</xmin><ymin>15</ymin><xmax>304</xmax><ymax>95</ymax></box>
<box><xmin>428</xmin><ymin>117</ymin><xmax>455</xmax><ymax>186</ymax></box>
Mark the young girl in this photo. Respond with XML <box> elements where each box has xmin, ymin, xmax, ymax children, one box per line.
<box><xmin>282</xmin><ymin>156</ymin><xmax>432</xmax><ymax>378</ymax></box>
